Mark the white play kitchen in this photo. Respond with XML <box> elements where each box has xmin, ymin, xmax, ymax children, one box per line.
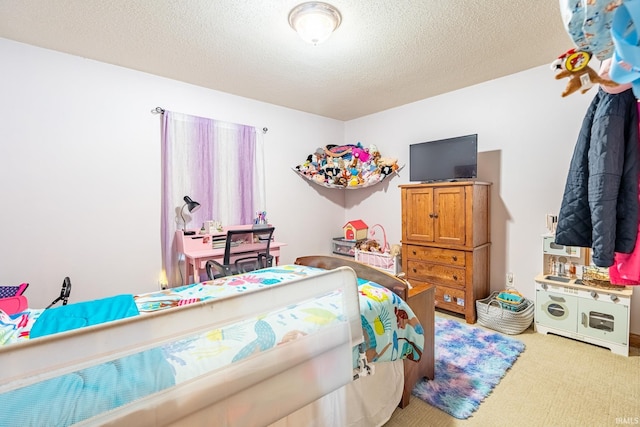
<box><xmin>534</xmin><ymin>235</ymin><xmax>633</xmax><ymax>356</ymax></box>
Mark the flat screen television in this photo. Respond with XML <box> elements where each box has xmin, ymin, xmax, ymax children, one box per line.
<box><xmin>409</xmin><ymin>134</ymin><xmax>478</xmax><ymax>182</ymax></box>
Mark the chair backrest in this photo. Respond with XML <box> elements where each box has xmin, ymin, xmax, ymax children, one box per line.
<box><xmin>223</xmin><ymin>227</ymin><xmax>275</xmax><ymax>265</ymax></box>
<box><xmin>205</xmin><ymin>227</ymin><xmax>276</xmax><ymax>279</ymax></box>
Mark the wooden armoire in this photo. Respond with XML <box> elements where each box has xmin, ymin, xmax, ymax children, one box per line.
<box><xmin>400</xmin><ymin>181</ymin><xmax>491</xmax><ymax>323</ymax></box>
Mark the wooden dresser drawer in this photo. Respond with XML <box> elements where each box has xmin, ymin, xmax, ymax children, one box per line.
<box><xmin>407</xmin><ymin>260</ymin><xmax>466</xmax><ymax>288</ymax></box>
<box><xmin>434</xmin><ymin>285</ymin><xmax>466</xmax><ymax>314</ymax></box>
<box><xmin>406</xmin><ymin>245</ymin><xmax>465</xmax><ymax>267</ymax></box>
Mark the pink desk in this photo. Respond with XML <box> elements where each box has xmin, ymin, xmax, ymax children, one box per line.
<box><xmin>176</xmin><ymin>226</ymin><xmax>286</xmax><ymax>283</ymax></box>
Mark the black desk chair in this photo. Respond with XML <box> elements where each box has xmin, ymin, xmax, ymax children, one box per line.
<box><xmin>205</xmin><ymin>227</ymin><xmax>275</xmax><ymax>279</ymax></box>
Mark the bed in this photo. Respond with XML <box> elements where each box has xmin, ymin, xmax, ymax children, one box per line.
<box><xmin>0</xmin><ymin>255</ymin><xmax>434</xmax><ymax>426</ymax></box>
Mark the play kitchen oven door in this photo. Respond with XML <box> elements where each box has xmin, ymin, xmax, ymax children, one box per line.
<box><xmin>576</xmin><ymin>297</ymin><xmax>628</xmax><ymax>344</ymax></box>
<box><xmin>536</xmin><ymin>290</ymin><xmax>578</xmax><ymax>331</ymax></box>
<box><xmin>536</xmin><ymin>287</ymin><xmax>628</xmax><ymax>344</ymax></box>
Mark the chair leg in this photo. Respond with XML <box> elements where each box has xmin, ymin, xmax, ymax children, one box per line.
<box><xmin>259</xmin><ymin>254</ymin><xmax>274</xmax><ymax>268</ymax></box>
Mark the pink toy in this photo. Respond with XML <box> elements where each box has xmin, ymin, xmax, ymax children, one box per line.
<box><xmin>0</xmin><ymin>295</ymin><xmax>28</xmax><ymax>315</ymax></box>
<box><xmin>351</xmin><ymin>146</ymin><xmax>370</xmax><ymax>163</ymax></box>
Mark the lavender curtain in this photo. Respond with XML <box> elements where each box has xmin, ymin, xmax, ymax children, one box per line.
<box><xmin>161</xmin><ymin>111</ymin><xmax>265</xmax><ymax>286</ymax></box>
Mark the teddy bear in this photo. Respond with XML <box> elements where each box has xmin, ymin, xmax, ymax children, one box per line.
<box><xmin>366</xmin><ymin>239</ymin><xmax>382</xmax><ymax>252</ymax></box>
<box><xmin>389</xmin><ymin>244</ymin><xmax>401</xmax><ymax>258</ymax></box>
<box><xmin>355</xmin><ymin>240</ymin><xmax>370</xmax><ymax>251</ymax></box>
<box><xmin>356</xmin><ymin>239</ymin><xmax>381</xmax><ymax>252</ymax></box>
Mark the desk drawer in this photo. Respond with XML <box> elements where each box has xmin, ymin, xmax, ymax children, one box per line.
<box><xmin>406</xmin><ymin>260</ymin><xmax>466</xmax><ymax>288</ymax></box>
<box><xmin>406</xmin><ymin>245</ymin><xmax>465</xmax><ymax>267</ymax></box>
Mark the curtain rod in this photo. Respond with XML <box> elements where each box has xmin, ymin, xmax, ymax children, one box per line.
<box><xmin>151</xmin><ymin>106</ymin><xmax>268</xmax><ymax>133</ymax></box>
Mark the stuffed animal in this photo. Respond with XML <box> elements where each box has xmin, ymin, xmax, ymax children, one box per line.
<box><xmin>552</xmin><ymin>49</ymin><xmax>618</xmax><ymax>97</ymax></box>
<box><xmin>295</xmin><ymin>142</ymin><xmax>399</xmax><ymax>188</ymax></box>
<box><xmin>377</xmin><ymin>157</ymin><xmax>399</xmax><ymax>176</ymax></box>
<box><xmin>555</xmin><ymin>67</ymin><xmax>618</xmax><ymax>97</ymax></box>
<box><xmin>355</xmin><ymin>240</ymin><xmax>369</xmax><ymax>251</ymax></box>
<box><xmin>377</xmin><ymin>157</ymin><xmax>398</xmax><ymax>168</ymax></box>
<box><xmin>333</xmin><ymin>176</ymin><xmax>347</xmax><ymax>186</ymax></box>
<box><xmin>362</xmin><ymin>169</ymin><xmax>381</xmax><ymax>185</ymax></box>
<box><xmin>324</xmin><ymin>144</ymin><xmax>353</xmax><ymax>158</ymax></box>
<box><xmin>351</xmin><ymin>145</ymin><xmax>370</xmax><ymax>163</ymax></box>
<box><xmin>313</xmin><ymin>147</ymin><xmax>325</xmax><ymax>164</ymax></box>
<box><xmin>389</xmin><ymin>244</ymin><xmax>401</xmax><ymax>258</ymax></box>
<box><xmin>356</xmin><ymin>239</ymin><xmax>382</xmax><ymax>252</ymax></box>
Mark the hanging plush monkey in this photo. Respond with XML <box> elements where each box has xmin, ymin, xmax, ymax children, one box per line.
<box><xmin>551</xmin><ymin>49</ymin><xmax>618</xmax><ymax>97</ymax></box>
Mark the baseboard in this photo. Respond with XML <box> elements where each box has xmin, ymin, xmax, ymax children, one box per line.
<box><xmin>630</xmin><ymin>333</ymin><xmax>640</xmax><ymax>349</ymax></box>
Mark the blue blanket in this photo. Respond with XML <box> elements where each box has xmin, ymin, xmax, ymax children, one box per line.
<box><xmin>30</xmin><ymin>294</ymin><xmax>139</xmax><ymax>338</ymax></box>
<box><xmin>1</xmin><ymin>294</ymin><xmax>174</xmax><ymax>426</ymax></box>
<box><xmin>1</xmin><ymin>349</ymin><xmax>175</xmax><ymax>426</ymax></box>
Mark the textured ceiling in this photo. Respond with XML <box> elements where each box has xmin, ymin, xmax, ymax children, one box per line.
<box><xmin>0</xmin><ymin>0</ymin><xmax>572</xmax><ymax>120</ymax></box>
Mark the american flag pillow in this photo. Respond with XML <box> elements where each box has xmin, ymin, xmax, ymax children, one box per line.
<box><xmin>0</xmin><ymin>283</ymin><xmax>28</xmax><ymax>299</ymax></box>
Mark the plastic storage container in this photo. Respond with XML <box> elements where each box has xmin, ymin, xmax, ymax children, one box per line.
<box><xmin>332</xmin><ymin>237</ymin><xmax>362</xmax><ymax>257</ymax></box>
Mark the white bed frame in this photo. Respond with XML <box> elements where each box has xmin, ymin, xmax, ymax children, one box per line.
<box><xmin>0</xmin><ymin>256</ymin><xmax>434</xmax><ymax>426</ymax></box>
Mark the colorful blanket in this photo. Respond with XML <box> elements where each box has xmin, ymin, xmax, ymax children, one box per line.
<box><xmin>0</xmin><ymin>264</ymin><xmax>424</xmax><ymax>426</ymax></box>
<box><xmin>134</xmin><ymin>264</ymin><xmax>424</xmax><ymax>379</ymax></box>
<box><xmin>0</xmin><ymin>308</ymin><xmax>44</xmax><ymax>345</ymax></box>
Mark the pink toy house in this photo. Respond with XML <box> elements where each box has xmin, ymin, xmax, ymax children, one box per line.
<box><xmin>343</xmin><ymin>220</ymin><xmax>368</xmax><ymax>241</ymax></box>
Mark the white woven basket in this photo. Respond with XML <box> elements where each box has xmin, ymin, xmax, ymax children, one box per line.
<box><xmin>476</xmin><ymin>291</ymin><xmax>534</xmax><ymax>335</ymax></box>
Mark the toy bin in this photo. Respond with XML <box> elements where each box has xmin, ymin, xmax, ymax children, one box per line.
<box><xmin>332</xmin><ymin>237</ymin><xmax>362</xmax><ymax>257</ymax></box>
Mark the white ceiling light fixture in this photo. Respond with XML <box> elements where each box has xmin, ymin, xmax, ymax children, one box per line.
<box><xmin>288</xmin><ymin>2</ymin><xmax>342</xmax><ymax>45</ymax></box>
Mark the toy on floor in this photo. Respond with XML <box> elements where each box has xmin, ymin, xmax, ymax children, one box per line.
<box><xmin>551</xmin><ymin>49</ymin><xmax>618</xmax><ymax>97</ymax></box>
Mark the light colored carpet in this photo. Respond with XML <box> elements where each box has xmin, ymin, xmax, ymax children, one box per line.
<box><xmin>384</xmin><ymin>312</ymin><xmax>640</xmax><ymax>427</ymax></box>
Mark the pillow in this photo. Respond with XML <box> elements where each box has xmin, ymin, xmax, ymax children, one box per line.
<box><xmin>30</xmin><ymin>294</ymin><xmax>139</xmax><ymax>339</ymax></box>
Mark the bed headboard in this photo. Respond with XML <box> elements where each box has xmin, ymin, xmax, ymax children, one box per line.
<box><xmin>295</xmin><ymin>255</ymin><xmax>409</xmax><ymax>301</ymax></box>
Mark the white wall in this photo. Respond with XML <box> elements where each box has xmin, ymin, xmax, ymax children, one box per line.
<box><xmin>0</xmin><ymin>38</ymin><xmax>345</xmax><ymax>307</ymax></box>
<box><xmin>344</xmin><ymin>65</ymin><xmax>640</xmax><ymax>334</ymax></box>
